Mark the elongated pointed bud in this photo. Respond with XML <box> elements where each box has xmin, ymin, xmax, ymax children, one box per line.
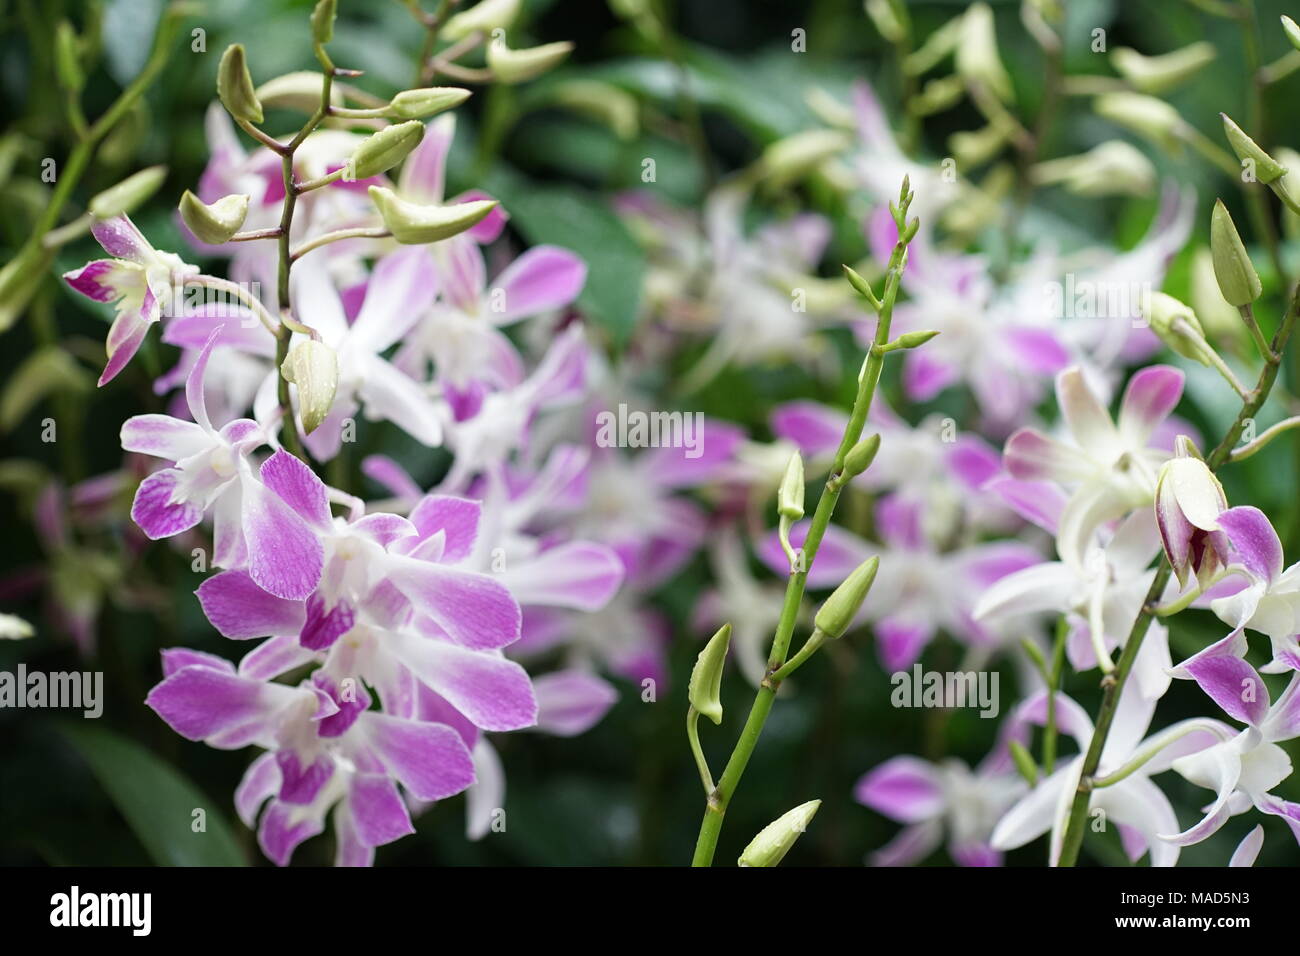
<box><xmin>387</xmin><ymin>87</ymin><xmax>471</xmax><ymax>120</ymax></box>
<box><xmin>689</xmin><ymin>623</ymin><xmax>731</xmax><ymax>726</ymax></box>
<box><xmin>865</xmin><ymin>0</ymin><xmax>908</xmax><ymax>44</ymax></box>
<box><xmin>1140</xmin><ymin>291</ymin><xmax>1214</xmax><ymax>367</ymax></box>
<box><xmin>89</xmin><ymin>166</ymin><xmax>167</xmax><ymax>219</ymax></box>
<box><xmin>218</xmin><ymin>44</ymin><xmax>263</xmax><ymax>124</ymax></box>
<box><xmin>1285</xmin><ymin>15</ymin><xmax>1300</xmax><ymax>52</ymax></box>
<box><xmin>814</xmin><ymin>556</ymin><xmax>879</xmax><ymax>640</ymax></box>
<box><xmin>1222</xmin><ymin>113</ymin><xmax>1287</xmax><ymax>184</ymax></box>
<box><xmin>350</xmin><ymin>121</ymin><xmax>425</xmax><ymax>180</ymax></box>
<box><xmin>54</xmin><ymin>21</ymin><xmax>84</xmax><ymax>92</ymax></box>
<box><xmin>311</xmin><ymin>0</ymin><xmax>337</xmax><ymax>45</ymax></box>
<box><xmin>1094</xmin><ymin>92</ymin><xmax>1183</xmax><ymax>150</ymax></box>
<box><xmin>956</xmin><ymin>3</ymin><xmax>1013</xmax><ymax>102</ymax></box>
<box><xmin>842</xmin><ymin>264</ymin><xmax>881</xmax><ymax>310</ymax></box>
<box><xmin>893</xmin><ymin>329</ymin><xmax>941</xmax><ymax>350</ymax></box>
<box><xmin>738</xmin><ymin>799</ymin><xmax>820</xmax><ymax>867</ymax></box>
<box><xmin>777</xmin><ymin>451</ymin><xmax>804</xmax><ymax>520</ymax></box>
<box><xmin>487</xmin><ymin>40</ymin><xmax>574</xmax><ymax>84</ymax></box>
<box><xmin>369</xmin><ymin>186</ymin><xmax>498</xmax><ymax>244</ymax></box>
<box><xmin>1031</xmin><ymin>140</ymin><xmax>1155</xmax><ymax>198</ymax></box>
<box><xmin>442</xmin><ymin>0</ymin><xmax>521</xmax><ymax>41</ymax></box>
<box><xmin>759</xmin><ymin>130</ymin><xmax>852</xmax><ymax>189</ymax></box>
<box><xmin>842</xmin><ymin>433</ymin><xmax>881</xmax><ymax>482</ymax></box>
<box><xmin>179</xmin><ymin>190</ymin><xmax>251</xmax><ymax>244</ymax></box>
<box><xmin>1210</xmin><ymin>199</ymin><xmax>1261</xmax><ymax>306</ymax></box>
<box><xmin>1190</xmin><ymin>248</ymin><xmax>1247</xmax><ymax>348</ymax></box>
<box><xmin>281</xmin><ymin>340</ymin><xmax>339</xmax><ymax>435</ymax></box>
<box><xmin>1111</xmin><ymin>42</ymin><xmax>1214</xmax><ymax>94</ymax></box>
<box><xmin>1008</xmin><ymin>739</ymin><xmax>1038</xmax><ymax>786</ymax></box>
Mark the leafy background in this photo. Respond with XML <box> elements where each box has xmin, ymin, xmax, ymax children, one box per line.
<box><xmin>2</xmin><ymin>0</ymin><xmax>1299</xmax><ymax>866</ymax></box>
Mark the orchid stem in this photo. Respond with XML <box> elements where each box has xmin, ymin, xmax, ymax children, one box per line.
<box><xmin>690</xmin><ymin>178</ymin><xmax>918</xmax><ymax>867</ymax></box>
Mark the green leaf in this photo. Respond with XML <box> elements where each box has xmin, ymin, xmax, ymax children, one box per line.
<box><xmin>59</xmin><ymin>723</ymin><xmax>247</xmax><ymax>866</ymax></box>
<box><xmin>483</xmin><ymin>169</ymin><xmax>645</xmax><ymax>347</ymax></box>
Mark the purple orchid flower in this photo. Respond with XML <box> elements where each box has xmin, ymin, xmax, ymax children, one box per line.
<box><xmin>64</xmin><ymin>215</ymin><xmax>200</xmax><ymax>385</ymax></box>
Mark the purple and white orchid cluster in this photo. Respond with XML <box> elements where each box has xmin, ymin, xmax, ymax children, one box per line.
<box><xmin>55</xmin><ymin>2</ymin><xmax>657</xmax><ymax>865</ymax></box>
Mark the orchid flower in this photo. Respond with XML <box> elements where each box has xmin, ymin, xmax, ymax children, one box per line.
<box><xmin>64</xmin><ymin>215</ymin><xmax>199</xmax><ymax>385</ymax></box>
<box><xmin>991</xmin><ymin>663</ymin><xmax>1229</xmax><ymax>866</ymax></box>
<box><xmin>1162</xmin><ymin>630</ymin><xmax>1300</xmax><ymax>846</ymax></box>
<box><xmin>1002</xmin><ymin>364</ymin><xmax>1185</xmax><ymax>567</ymax></box>
<box><xmin>121</xmin><ymin>330</ymin><xmax>322</xmax><ymax>599</ymax></box>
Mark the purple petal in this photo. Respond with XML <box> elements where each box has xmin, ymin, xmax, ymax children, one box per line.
<box><xmin>161</xmin><ymin>647</ymin><xmax>234</xmax><ymax>677</ymax></box>
<box><xmin>64</xmin><ymin>259</ymin><xmax>137</xmax><ymax>302</ymax></box>
<box><xmin>357</xmin><ymin>711</ymin><xmax>475</xmax><ymax>801</ymax></box>
<box><xmin>121</xmin><ymin>414</ymin><xmax>210</xmax><ymax>462</ymax></box>
<box><xmin>770</xmin><ymin>401</ymin><xmax>846</xmax><ymax>456</ymax></box>
<box><xmin>902</xmin><ymin>348</ymin><xmax>959</xmax><ymax>402</ymax></box>
<box><xmin>491</xmin><ymin>245</ymin><xmax>586</xmax><ymax>322</ymax></box>
<box><xmin>299</xmin><ymin>594</ymin><xmax>356</xmax><ymax>651</ymax></box>
<box><xmin>346</xmin><ymin>772</ymin><xmax>415</xmax><ymax>847</ymax></box>
<box><xmin>240</xmin><ymin>474</ymin><xmax>324</xmax><ymax>600</ymax></box>
<box><xmin>1217</xmin><ymin>506</ymin><xmax>1283</xmax><ymax>584</ymax></box>
<box><xmin>1118</xmin><ymin>365</ymin><xmax>1184</xmax><ymax>447</ymax></box>
<box><xmin>1003</xmin><ymin>428</ymin><xmax>1088</xmax><ymax>483</ymax></box>
<box><xmin>637</xmin><ymin>419</ymin><xmax>746</xmax><ymax>489</ymax></box>
<box><xmin>238</xmin><ymin>634</ymin><xmax>318</xmax><ymax>681</ymax></box>
<box><xmin>197</xmin><ymin>569</ymin><xmax>307</xmax><ymax>639</ymax></box>
<box><xmin>854</xmin><ymin>756</ymin><xmax>944</xmax><ymax>824</ymax></box>
<box><xmin>389</xmin><ymin>630</ymin><xmax>537</xmax><ymax>731</ymax></box>
<box><xmin>131</xmin><ymin>469</ymin><xmax>204</xmax><ymax>539</ymax></box>
<box><xmin>1182</xmin><ymin>645</ymin><xmax>1269</xmax><ymax>726</ymax></box>
<box><xmin>258</xmin><ymin>799</ymin><xmax>324</xmax><ymax>866</ymax></box>
<box><xmin>90</xmin><ymin>215</ymin><xmax>153</xmax><ymax>262</ymax></box>
<box><xmin>1003</xmin><ymin>327</ymin><xmax>1069</xmax><ymax>375</ymax></box>
<box><xmin>260</xmin><ymin>449</ymin><xmax>331</xmax><ymax>530</ymax></box>
<box><xmin>409</xmin><ymin>495</ymin><xmax>481</xmax><ymax>562</ymax></box>
<box><xmin>350</xmin><ymin>248</ymin><xmax>439</xmax><ymax>354</ymax></box>
<box><xmin>532</xmin><ymin>669</ymin><xmax>619</xmax><ymax>736</ymax></box>
<box><xmin>145</xmin><ymin>666</ymin><xmax>275</xmax><ymax>744</ymax></box>
<box><xmin>876</xmin><ymin>616</ymin><xmax>935</xmax><ymax>671</ymax></box>
<box><xmin>388</xmin><ymin>556</ymin><xmax>520</xmax><ymax>650</ymax></box>
<box><xmin>235</xmin><ymin>752</ymin><xmax>280</xmax><ymax>828</ymax></box>
<box><xmin>502</xmin><ymin>541</ymin><xmax>625</xmax><ymax>611</ymax></box>
<box><xmin>986</xmin><ymin>477</ymin><xmax>1068</xmax><ymax>534</ymax></box>
<box><xmin>276</xmin><ymin>750</ymin><xmax>335</xmax><ymax>805</ymax></box>
<box><xmin>947</xmin><ymin>435</ymin><xmax>1001</xmax><ymax>491</ymax></box>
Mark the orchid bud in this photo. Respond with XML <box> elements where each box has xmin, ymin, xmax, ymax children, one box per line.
<box><xmin>0</xmin><ymin>613</ymin><xmax>34</xmax><ymax>641</ymax></box>
<box><xmin>688</xmin><ymin>623</ymin><xmax>731</xmax><ymax>726</ymax></box>
<box><xmin>179</xmin><ymin>190</ymin><xmax>251</xmax><ymax>244</ymax></box>
<box><xmin>1110</xmin><ymin>42</ymin><xmax>1215</xmax><ymax>94</ymax></box>
<box><xmin>1190</xmin><ymin>248</ymin><xmax>1248</xmax><ymax>350</ymax></box>
<box><xmin>865</xmin><ymin>0</ymin><xmax>908</xmax><ymax>44</ymax></box>
<box><xmin>350</xmin><ymin>121</ymin><xmax>425</xmax><ymax>180</ymax></box>
<box><xmin>950</xmin><ymin>121</ymin><xmax>1012</xmax><ymax>168</ymax></box>
<box><xmin>1221</xmin><ymin>113</ymin><xmax>1287</xmax><ymax>184</ymax></box>
<box><xmin>777</xmin><ymin>451</ymin><xmax>804</xmax><ymax>520</ymax></box>
<box><xmin>841</xmin><ymin>433</ymin><xmax>881</xmax><ymax>482</ymax></box>
<box><xmin>1094</xmin><ymin>92</ymin><xmax>1183</xmax><ymax>151</ymax></box>
<box><xmin>738</xmin><ymin>799</ymin><xmax>820</xmax><ymax>867</ymax></box>
<box><xmin>311</xmin><ymin>0</ymin><xmax>337</xmax><ymax>45</ymax></box>
<box><xmin>387</xmin><ymin>87</ymin><xmax>471</xmax><ymax>120</ymax></box>
<box><xmin>909</xmin><ymin>75</ymin><xmax>965</xmax><ymax>116</ymax></box>
<box><xmin>487</xmin><ymin>40</ymin><xmax>575</xmax><ymax>85</ymax></box>
<box><xmin>1210</xmin><ymin>199</ymin><xmax>1261</xmax><ymax>307</ymax></box>
<box><xmin>892</xmin><ymin>329</ymin><xmax>941</xmax><ymax>349</ymax></box>
<box><xmin>759</xmin><ymin>130</ymin><xmax>852</xmax><ymax>189</ymax></box>
<box><xmin>1031</xmin><ymin>141</ymin><xmax>1155</xmax><ymax>198</ymax></box>
<box><xmin>814</xmin><ymin>556</ymin><xmax>879</xmax><ymax>640</ymax></box>
<box><xmin>369</xmin><ymin>186</ymin><xmax>498</xmax><ymax>244</ymax></box>
<box><xmin>1154</xmin><ymin>438</ymin><xmax>1228</xmax><ymax>588</ymax></box>
<box><xmin>550</xmin><ymin>81</ymin><xmax>640</xmax><ymax>141</ymax></box>
<box><xmin>54</xmin><ymin>21</ymin><xmax>84</xmax><ymax>92</ymax></box>
<box><xmin>88</xmin><ymin>166</ymin><xmax>167</xmax><ymax>219</ymax></box>
<box><xmin>218</xmin><ymin>44</ymin><xmax>263</xmax><ymax>124</ymax></box>
<box><xmin>956</xmin><ymin>3</ymin><xmax>1013</xmax><ymax>102</ymax></box>
<box><xmin>442</xmin><ymin>0</ymin><xmax>521</xmax><ymax>42</ymax></box>
<box><xmin>257</xmin><ymin>71</ymin><xmax>343</xmax><ymax>113</ymax></box>
<box><xmin>1140</xmin><ymin>292</ymin><xmax>1213</xmax><ymax>366</ymax></box>
<box><xmin>1285</xmin><ymin>15</ymin><xmax>1300</xmax><ymax>52</ymax></box>
<box><xmin>281</xmin><ymin>339</ymin><xmax>339</xmax><ymax>435</ymax></box>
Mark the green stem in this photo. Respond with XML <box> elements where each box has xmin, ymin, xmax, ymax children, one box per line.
<box><xmin>686</xmin><ymin>706</ymin><xmax>713</xmax><ymax>794</ymax></box>
<box><xmin>768</xmin><ymin>628</ymin><xmax>828</xmax><ymax>683</ymax></box>
<box><xmin>690</xmin><ymin>186</ymin><xmax>916</xmax><ymax>867</ymax></box>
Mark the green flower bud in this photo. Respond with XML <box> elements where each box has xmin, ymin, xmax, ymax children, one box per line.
<box><xmin>1209</xmin><ymin>199</ymin><xmax>1261</xmax><ymax>306</ymax></box>
<box><xmin>369</xmin><ymin>186</ymin><xmax>498</xmax><ymax>244</ymax></box>
<box><xmin>688</xmin><ymin>623</ymin><xmax>731</xmax><ymax>726</ymax></box>
<box><xmin>949</xmin><ymin>120</ymin><xmax>1013</xmax><ymax>169</ymax></box>
<box><xmin>349</xmin><ymin>121</ymin><xmax>425</xmax><ymax>180</ymax></box>
<box><xmin>1140</xmin><ymin>291</ymin><xmax>1213</xmax><ymax>366</ymax></box>
<box><xmin>1031</xmin><ymin>140</ymin><xmax>1155</xmax><ymax>198</ymax></box>
<box><xmin>1110</xmin><ymin>42</ymin><xmax>1215</xmax><ymax>94</ymax></box>
<box><xmin>257</xmin><ymin>71</ymin><xmax>343</xmax><ymax>113</ymax></box>
<box><xmin>814</xmin><ymin>556</ymin><xmax>879</xmax><ymax>640</ymax></box>
<box><xmin>0</xmin><ymin>612</ymin><xmax>34</xmax><ymax>641</ymax></box>
<box><xmin>54</xmin><ymin>21</ymin><xmax>84</xmax><ymax>92</ymax></box>
<box><xmin>311</xmin><ymin>0</ymin><xmax>337</xmax><ymax>46</ymax></box>
<box><xmin>1221</xmin><ymin>113</ymin><xmax>1287</xmax><ymax>184</ymax></box>
<box><xmin>179</xmin><ymin>190</ymin><xmax>251</xmax><ymax>245</ymax></box>
<box><xmin>865</xmin><ymin>0</ymin><xmax>908</xmax><ymax>44</ymax></box>
<box><xmin>387</xmin><ymin>87</ymin><xmax>471</xmax><ymax>120</ymax></box>
<box><xmin>280</xmin><ymin>339</ymin><xmax>339</xmax><ymax>435</ymax></box>
<box><xmin>956</xmin><ymin>3</ymin><xmax>1013</xmax><ymax>102</ymax></box>
<box><xmin>487</xmin><ymin>40</ymin><xmax>574</xmax><ymax>85</ymax></box>
<box><xmin>842</xmin><ymin>433</ymin><xmax>881</xmax><ymax>482</ymax></box>
<box><xmin>442</xmin><ymin>0</ymin><xmax>521</xmax><ymax>42</ymax></box>
<box><xmin>88</xmin><ymin>166</ymin><xmax>167</xmax><ymax>219</ymax></box>
<box><xmin>759</xmin><ymin>129</ymin><xmax>852</xmax><ymax>189</ymax></box>
<box><xmin>1008</xmin><ymin>739</ymin><xmax>1038</xmax><ymax>786</ymax></box>
<box><xmin>738</xmin><ymin>799</ymin><xmax>820</xmax><ymax>867</ymax></box>
<box><xmin>1190</xmin><ymin>247</ymin><xmax>1247</xmax><ymax>349</ymax></box>
<box><xmin>218</xmin><ymin>44</ymin><xmax>264</xmax><ymax>124</ymax></box>
<box><xmin>777</xmin><ymin>451</ymin><xmax>804</xmax><ymax>520</ymax></box>
<box><xmin>1283</xmin><ymin>15</ymin><xmax>1300</xmax><ymax>53</ymax></box>
<box><xmin>1094</xmin><ymin>93</ymin><xmax>1183</xmax><ymax>151</ymax></box>
<box><xmin>550</xmin><ymin>81</ymin><xmax>639</xmax><ymax>141</ymax></box>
